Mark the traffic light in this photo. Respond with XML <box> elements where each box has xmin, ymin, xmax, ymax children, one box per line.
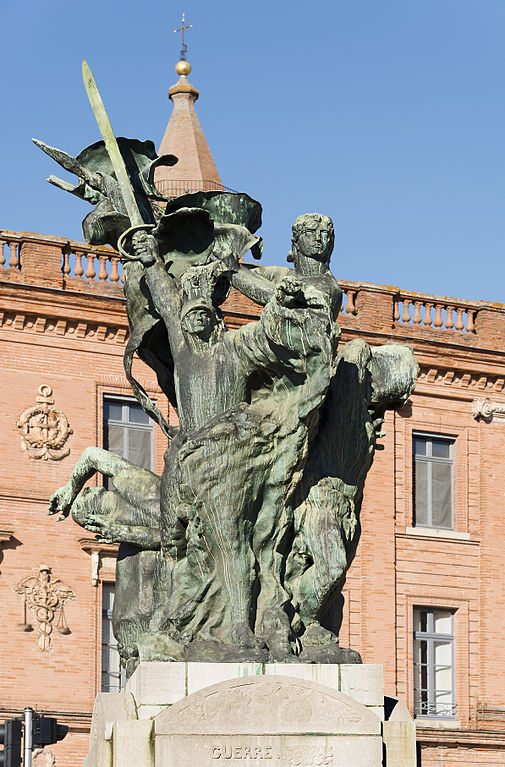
<box><xmin>0</xmin><ymin>719</ymin><xmax>22</xmax><ymax>767</ymax></box>
<box><xmin>31</xmin><ymin>716</ymin><xmax>68</xmax><ymax>748</ymax></box>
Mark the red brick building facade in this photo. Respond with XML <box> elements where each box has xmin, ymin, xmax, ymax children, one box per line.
<box><xmin>1</xmin><ymin>66</ymin><xmax>505</xmax><ymax>767</ymax></box>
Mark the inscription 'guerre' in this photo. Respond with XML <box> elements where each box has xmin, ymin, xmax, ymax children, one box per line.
<box><xmin>211</xmin><ymin>745</ymin><xmax>273</xmax><ymax>760</ymax></box>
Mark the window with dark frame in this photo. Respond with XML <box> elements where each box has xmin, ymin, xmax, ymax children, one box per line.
<box><xmin>413</xmin><ymin>435</ymin><xmax>454</xmax><ymax>529</ymax></box>
<box><xmin>413</xmin><ymin>607</ymin><xmax>455</xmax><ymax>718</ymax></box>
<box><xmin>101</xmin><ymin>583</ymin><xmax>125</xmax><ymax>692</ymax></box>
<box><xmin>103</xmin><ymin>398</ymin><xmax>153</xmax><ymax>471</ymax></box>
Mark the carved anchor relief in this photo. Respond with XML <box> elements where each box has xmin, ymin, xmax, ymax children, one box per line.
<box><xmin>17</xmin><ymin>385</ymin><xmax>72</xmax><ymax>460</ymax></box>
<box><xmin>13</xmin><ymin>564</ymin><xmax>75</xmax><ymax>650</ymax></box>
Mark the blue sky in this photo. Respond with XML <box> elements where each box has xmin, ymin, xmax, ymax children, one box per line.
<box><xmin>1</xmin><ymin>0</ymin><xmax>505</xmax><ymax>303</ymax></box>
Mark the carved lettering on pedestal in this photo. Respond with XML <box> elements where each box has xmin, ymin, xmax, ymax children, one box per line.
<box><xmin>208</xmin><ymin>744</ymin><xmax>333</xmax><ymax>764</ymax></box>
<box><xmin>17</xmin><ymin>385</ymin><xmax>72</xmax><ymax>460</ymax></box>
<box><xmin>210</xmin><ymin>745</ymin><xmax>273</xmax><ymax>760</ymax></box>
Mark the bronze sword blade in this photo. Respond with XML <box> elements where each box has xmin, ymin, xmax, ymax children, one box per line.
<box><xmin>82</xmin><ymin>60</ymin><xmax>144</xmax><ymax>228</ymax></box>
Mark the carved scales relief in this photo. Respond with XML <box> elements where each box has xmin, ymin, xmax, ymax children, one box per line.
<box><xmin>13</xmin><ymin>564</ymin><xmax>75</xmax><ymax>650</ymax></box>
<box><xmin>17</xmin><ymin>385</ymin><xmax>72</xmax><ymax>460</ymax></box>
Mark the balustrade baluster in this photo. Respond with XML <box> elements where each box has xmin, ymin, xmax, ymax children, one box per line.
<box><xmin>394</xmin><ymin>300</ymin><xmax>400</xmax><ymax>322</ymax></box>
<box><xmin>455</xmin><ymin>307</ymin><xmax>464</xmax><ymax>331</ymax></box>
<box><xmin>8</xmin><ymin>242</ymin><xmax>19</xmax><ymax>268</ymax></box>
<box><xmin>97</xmin><ymin>255</ymin><xmax>108</xmax><ymax>282</ymax></box>
<box><xmin>346</xmin><ymin>290</ymin><xmax>357</xmax><ymax>315</ymax></box>
<box><xmin>401</xmin><ymin>300</ymin><xmax>411</xmax><ymax>323</ymax></box>
<box><xmin>109</xmin><ymin>257</ymin><xmax>120</xmax><ymax>283</ymax></box>
<box><xmin>424</xmin><ymin>303</ymin><xmax>433</xmax><ymax>327</ymax></box>
<box><xmin>62</xmin><ymin>251</ymin><xmax>71</xmax><ymax>276</ymax></box>
<box><xmin>434</xmin><ymin>304</ymin><xmax>443</xmax><ymax>328</ymax></box>
<box><xmin>0</xmin><ymin>240</ymin><xmax>5</xmax><ymax>267</ymax></box>
<box><xmin>445</xmin><ymin>306</ymin><xmax>454</xmax><ymax>330</ymax></box>
<box><xmin>85</xmin><ymin>253</ymin><xmax>96</xmax><ymax>280</ymax></box>
<box><xmin>412</xmin><ymin>302</ymin><xmax>422</xmax><ymax>325</ymax></box>
<box><xmin>466</xmin><ymin>309</ymin><xmax>476</xmax><ymax>333</ymax></box>
<box><xmin>74</xmin><ymin>252</ymin><xmax>84</xmax><ymax>278</ymax></box>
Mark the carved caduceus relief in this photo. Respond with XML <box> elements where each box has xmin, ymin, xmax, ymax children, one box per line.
<box><xmin>13</xmin><ymin>565</ymin><xmax>75</xmax><ymax>650</ymax></box>
<box><xmin>17</xmin><ymin>385</ymin><xmax>72</xmax><ymax>460</ymax></box>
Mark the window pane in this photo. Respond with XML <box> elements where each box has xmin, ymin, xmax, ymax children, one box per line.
<box><xmin>106</xmin><ymin>424</ymin><xmax>125</xmax><ymax>456</ymax></box>
<box><xmin>128</xmin><ymin>403</ymin><xmax>150</xmax><ymax>424</ymax></box>
<box><xmin>102</xmin><ymin>584</ymin><xmax>124</xmax><ymax>693</ymax></box>
<box><xmin>414</xmin><ymin>460</ymin><xmax>429</xmax><ymax>525</ymax></box>
<box><xmin>434</xmin><ymin>611</ymin><xmax>452</xmax><ymax>634</ymax></box>
<box><xmin>434</xmin><ymin>690</ymin><xmax>453</xmax><ymax>714</ymax></box>
<box><xmin>104</xmin><ymin>401</ymin><xmax>123</xmax><ymax>422</ymax></box>
<box><xmin>434</xmin><ymin>640</ymin><xmax>452</xmax><ymax>666</ymax></box>
<box><xmin>432</xmin><ymin>439</ymin><xmax>451</xmax><ymax>458</ymax></box>
<box><xmin>414</xmin><ymin>638</ymin><xmax>428</xmax><ymax>666</ymax></box>
<box><xmin>127</xmin><ymin>428</ymin><xmax>152</xmax><ymax>470</ymax></box>
<box><xmin>414</xmin><ymin>609</ymin><xmax>428</xmax><ymax>633</ymax></box>
<box><xmin>434</xmin><ymin>664</ymin><xmax>452</xmax><ymax>694</ymax></box>
<box><xmin>414</xmin><ymin>438</ymin><xmax>427</xmax><ymax>456</ymax></box>
<box><xmin>432</xmin><ymin>462</ymin><xmax>452</xmax><ymax>528</ymax></box>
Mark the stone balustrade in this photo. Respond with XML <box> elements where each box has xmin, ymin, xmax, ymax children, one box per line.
<box><xmin>1</xmin><ymin>230</ymin><xmax>504</xmax><ymax>347</ymax></box>
<box><xmin>394</xmin><ymin>291</ymin><xmax>478</xmax><ymax>334</ymax></box>
<box><xmin>62</xmin><ymin>243</ymin><xmax>124</xmax><ymax>285</ymax></box>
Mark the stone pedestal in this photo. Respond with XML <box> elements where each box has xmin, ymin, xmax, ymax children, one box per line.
<box><xmin>84</xmin><ymin>663</ymin><xmax>416</xmax><ymax>767</ymax></box>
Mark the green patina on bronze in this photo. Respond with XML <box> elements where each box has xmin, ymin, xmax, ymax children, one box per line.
<box><xmin>37</xmin><ymin>70</ymin><xmax>418</xmax><ymax>674</ymax></box>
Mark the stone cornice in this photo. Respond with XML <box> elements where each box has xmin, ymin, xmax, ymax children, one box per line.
<box><xmin>0</xmin><ymin>308</ymin><xmax>128</xmax><ymax>346</ymax></box>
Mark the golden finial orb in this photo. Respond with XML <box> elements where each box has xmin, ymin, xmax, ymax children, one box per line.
<box><xmin>175</xmin><ymin>60</ymin><xmax>191</xmax><ymax>76</ymax></box>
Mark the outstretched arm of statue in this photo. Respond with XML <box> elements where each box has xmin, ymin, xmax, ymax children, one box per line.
<box><xmin>229</xmin><ymin>265</ymin><xmax>291</xmax><ymax>307</ymax></box>
<box><xmin>130</xmin><ymin>231</ymin><xmax>184</xmax><ymax>348</ymax></box>
<box><xmin>48</xmin><ymin>447</ymin><xmax>134</xmax><ymax>520</ymax></box>
<box><xmin>232</xmin><ymin>275</ymin><xmax>335</xmax><ymax>380</ymax></box>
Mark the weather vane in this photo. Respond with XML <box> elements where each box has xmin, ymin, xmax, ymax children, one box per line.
<box><xmin>174</xmin><ymin>12</ymin><xmax>192</xmax><ymax>61</ymax></box>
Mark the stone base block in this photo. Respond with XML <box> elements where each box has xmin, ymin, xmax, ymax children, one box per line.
<box><xmin>84</xmin><ymin>662</ymin><xmax>415</xmax><ymax>767</ymax></box>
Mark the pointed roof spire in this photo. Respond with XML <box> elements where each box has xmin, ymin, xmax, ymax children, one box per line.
<box><xmin>155</xmin><ymin>21</ymin><xmax>224</xmax><ymax>199</ymax></box>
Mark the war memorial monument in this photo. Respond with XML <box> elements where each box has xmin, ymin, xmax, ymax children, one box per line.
<box><xmin>35</xmin><ymin>57</ymin><xmax>419</xmax><ymax>766</ymax></box>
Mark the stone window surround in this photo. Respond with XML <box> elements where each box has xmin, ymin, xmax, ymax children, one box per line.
<box><xmin>403</xmin><ymin>593</ymin><xmax>470</xmax><ymax>729</ymax></box>
<box><xmin>399</xmin><ymin>416</ymin><xmax>470</xmax><ymax>535</ymax></box>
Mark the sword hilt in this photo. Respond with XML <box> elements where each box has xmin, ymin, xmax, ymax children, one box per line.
<box><xmin>117</xmin><ymin>224</ymin><xmax>156</xmax><ymax>262</ymax></box>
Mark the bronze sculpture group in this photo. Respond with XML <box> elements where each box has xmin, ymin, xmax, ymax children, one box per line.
<box><xmin>37</xmin><ymin>65</ymin><xmax>418</xmax><ymax>674</ymax></box>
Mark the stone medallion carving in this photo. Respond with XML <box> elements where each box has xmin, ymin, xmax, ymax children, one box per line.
<box><xmin>13</xmin><ymin>565</ymin><xmax>75</xmax><ymax>650</ymax></box>
<box><xmin>17</xmin><ymin>385</ymin><xmax>72</xmax><ymax>460</ymax></box>
<box><xmin>472</xmin><ymin>398</ymin><xmax>505</xmax><ymax>422</ymax></box>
